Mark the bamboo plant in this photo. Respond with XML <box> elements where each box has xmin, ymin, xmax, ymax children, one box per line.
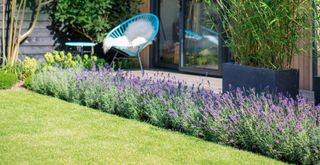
<box><xmin>1</xmin><ymin>0</ymin><xmax>53</xmax><ymax>66</ymax></box>
<box><xmin>204</xmin><ymin>0</ymin><xmax>311</xmax><ymax>70</ymax></box>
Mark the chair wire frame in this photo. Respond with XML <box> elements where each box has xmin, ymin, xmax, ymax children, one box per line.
<box><xmin>105</xmin><ymin>13</ymin><xmax>160</xmax><ymax>74</ymax></box>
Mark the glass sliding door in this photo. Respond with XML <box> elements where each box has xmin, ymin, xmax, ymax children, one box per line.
<box><xmin>182</xmin><ymin>0</ymin><xmax>221</xmax><ymax>72</ymax></box>
<box><xmin>155</xmin><ymin>0</ymin><xmax>180</xmax><ymax>67</ymax></box>
<box><xmin>152</xmin><ymin>0</ymin><xmax>227</xmax><ymax>76</ymax></box>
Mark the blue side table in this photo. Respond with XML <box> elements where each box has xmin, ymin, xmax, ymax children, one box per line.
<box><xmin>65</xmin><ymin>42</ymin><xmax>97</xmax><ymax>55</ymax></box>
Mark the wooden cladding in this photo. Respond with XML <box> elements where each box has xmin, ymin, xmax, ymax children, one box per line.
<box><xmin>0</xmin><ymin>9</ymin><xmax>55</xmax><ymax>57</ymax></box>
<box><xmin>292</xmin><ymin>55</ymin><xmax>313</xmax><ymax>90</ymax></box>
<box><xmin>138</xmin><ymin>0</ymin><xmax>151</xmax><ymax>67</ymax></box>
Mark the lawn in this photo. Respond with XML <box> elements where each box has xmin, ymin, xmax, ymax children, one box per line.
<box><xmin>0</xmin><ymin>90</ymin><xmax>286</xmax><ymax>165</ymax></box>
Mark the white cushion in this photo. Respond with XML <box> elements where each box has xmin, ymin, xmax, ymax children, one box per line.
<box><xmin>103</xmin><ymin>19</ymin><xmax>155</xmax><ymax>53</ymax></box>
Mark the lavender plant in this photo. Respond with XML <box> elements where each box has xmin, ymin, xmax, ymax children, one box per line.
<box><xmin>30</xmin><ymin>68</ymin><xmax>320</xmax><ymax>164</ymax></box>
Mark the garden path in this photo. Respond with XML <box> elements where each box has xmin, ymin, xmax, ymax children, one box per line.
<box><xmin>130</xmin><ymin>69</ymin><xmax>222</xmax><ymax>93</ymax></box>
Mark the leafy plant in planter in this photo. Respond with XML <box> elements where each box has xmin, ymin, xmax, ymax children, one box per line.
<box><xmin>205</xmin><ymin>0</ymin><xmax>312</xmax><ymax>96</ymax></box>
<box><xmin>216</xmin><ymin>0</ymin><xmax>311</xmax><ymax>70</ymax></box>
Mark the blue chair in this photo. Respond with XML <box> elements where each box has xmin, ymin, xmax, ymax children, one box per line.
<box><xmin>105</xmin><ymin>13</ymin><xmax>159</xmax><ymax>73</ymax></box>
<box><xmin>185</xmin><ymin>30</ymin><xmax>204</xmax><ymax>40</ymax></box>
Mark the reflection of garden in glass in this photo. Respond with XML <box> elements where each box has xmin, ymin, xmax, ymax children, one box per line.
<box><xmin>184</xmin><ymin>48</ymin><xmax>219</xmax><ymax>69</ymax></box>
<box><xmin>184</xmin><ymin>1</ymin><xmax>220</xmax><ymax>70</ymax></box>
<box><xmin>158</xmin><ymin>0</ymin><xmax>180</xmax><ymax>65</ymax></box>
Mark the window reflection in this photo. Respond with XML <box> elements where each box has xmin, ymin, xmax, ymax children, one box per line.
<box><xmin>158</xmin><ymin>0</ymin><xmax>180</xmax><ymax>65</ymax></box>
<box><xmin>183</xmin><ymin>1</ymin><xmax>220</xmax><ymax>70</ymax></box>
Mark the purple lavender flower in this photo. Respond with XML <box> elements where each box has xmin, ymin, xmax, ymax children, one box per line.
<box><xmin>168</xmin><ymin>108</ymin><xmax>178</xmax><ymax>118</ymax></box>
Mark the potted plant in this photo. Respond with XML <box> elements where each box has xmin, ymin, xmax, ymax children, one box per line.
<box><xmin>206</xmin><ymin>0</ymin><xmax>311</xmax><ymax>96</ymax></box>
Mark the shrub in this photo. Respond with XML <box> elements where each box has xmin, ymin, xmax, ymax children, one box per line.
<box><xmin>30</xmin><ymin>68</ymin><xmax>320</xmax><ymax>164</ymax></box>
<box><xmin>22</xmin><ymin>57</ymin><xmax>38</xmax><ymax>79</ymax></box>
<box><xmin>43</xmin><ymin>51</ymin><xmax>106</xmax><ymax>70</ymax></box>
<box><xmin>112</xmin><ymin>58</ymin><xmax>140</xmax><ymax>70</ymax></box>
<box><xmin>24</xmin><ymin>76</ymin><xmax>33</xmax><ymax>89</ymax></box>
<box><xmin>0</xmin><ymin>70</ymin><xmax>18</xmax><ymax>89</ymax></box>
<box><xmin>76</xmin><ymin>54</ymin><xmax>106</xmax><ymax>69</ymax></box>
<box><xmin>308</xmin><ymin>127</ymin><xmax>320</xmax><ymax>164</ymax></box>
<box><xmin>53</xmin><ymin>0</ymin><xmax>142</xmax><ymax>42</ymax></box>
<box><xmin>44</xmin><ymin>51</ymin><xmax>76</xmax><ymax>68</ymax></box>
<box><xmin>3</xmin><ymin>57</ymin><xmax>38</xmax><ymax>80</ymax></box>
<box><xmin>2</xmin><ymin>63</ymin><xmax>24</xmax><ymax>80</ymax></box>
<box><xmin>206</xmin><ymin>0</ymin><xmax>311</xmax><ymax>70</ymax></box>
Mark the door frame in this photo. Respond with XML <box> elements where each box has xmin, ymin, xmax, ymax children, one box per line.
<box><xmin>150</xmin><ymin>0</ymin><xmax>179</xmax><ymax>70</ymax></box>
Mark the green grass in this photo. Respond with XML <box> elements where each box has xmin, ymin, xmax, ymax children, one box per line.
<box><xmin>0</xmin><ymin>90</ymin><xmax>287</xmax><ymax>165</ymax></box>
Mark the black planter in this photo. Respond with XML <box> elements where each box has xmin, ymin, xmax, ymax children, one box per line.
<box><xmin>222</xmin><ymin>63</ymin><xmax>299</xmax><ymax>97</ymax></box>
<box><xmin>313</xmin><ymin>77</ymin><xmax>320</xmax><ymax>105</ymax></box>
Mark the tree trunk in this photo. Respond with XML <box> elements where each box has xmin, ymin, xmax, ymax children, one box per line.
<box><xmin>2</xmin><ymin>0</ymin><xmax>52</xmax><ymax>66</ymax></box>
<box><xmin>1</xmin><ymin>0</ymin><xmax>6</xmax><ymax>66</ymax></box>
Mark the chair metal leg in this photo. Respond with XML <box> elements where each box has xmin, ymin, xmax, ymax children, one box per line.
<box><xmin>137</xmin><ymin>53</ymin><xmax>144</xmax><ymax>75</ymax></box>
<box><xmin>109</xmin><ymin>51</ymin><xmax>119</xmax><ymax>68</ymax></box>
<box><xmin>91</xmin><ymin>46</ymin><xmax>94</xmax><ymax>55</ymax></box>
<box><xmin>81</xmin><ymin>46</ymin><xmax>84</xmax><ymax>56</ymax></box>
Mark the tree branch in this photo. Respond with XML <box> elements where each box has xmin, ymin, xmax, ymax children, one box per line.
<box><xmin>41</xmin><ymin>0</ymin><xmax>55</xmax><ymax>6</ymax></box>
<box><xmin>18</xmin><ymin>0</ymin><xmax>42</xmax><ymax>42</ymax></box>
<box><xmin>70</xmin><ymin>26</ymin><xmax>95</xmax><ymax>41</ymax></box>
<box><xmin>18</xmin><ymin>0</ymin><xmax>54</xmax><ymax>43</ymax></box>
